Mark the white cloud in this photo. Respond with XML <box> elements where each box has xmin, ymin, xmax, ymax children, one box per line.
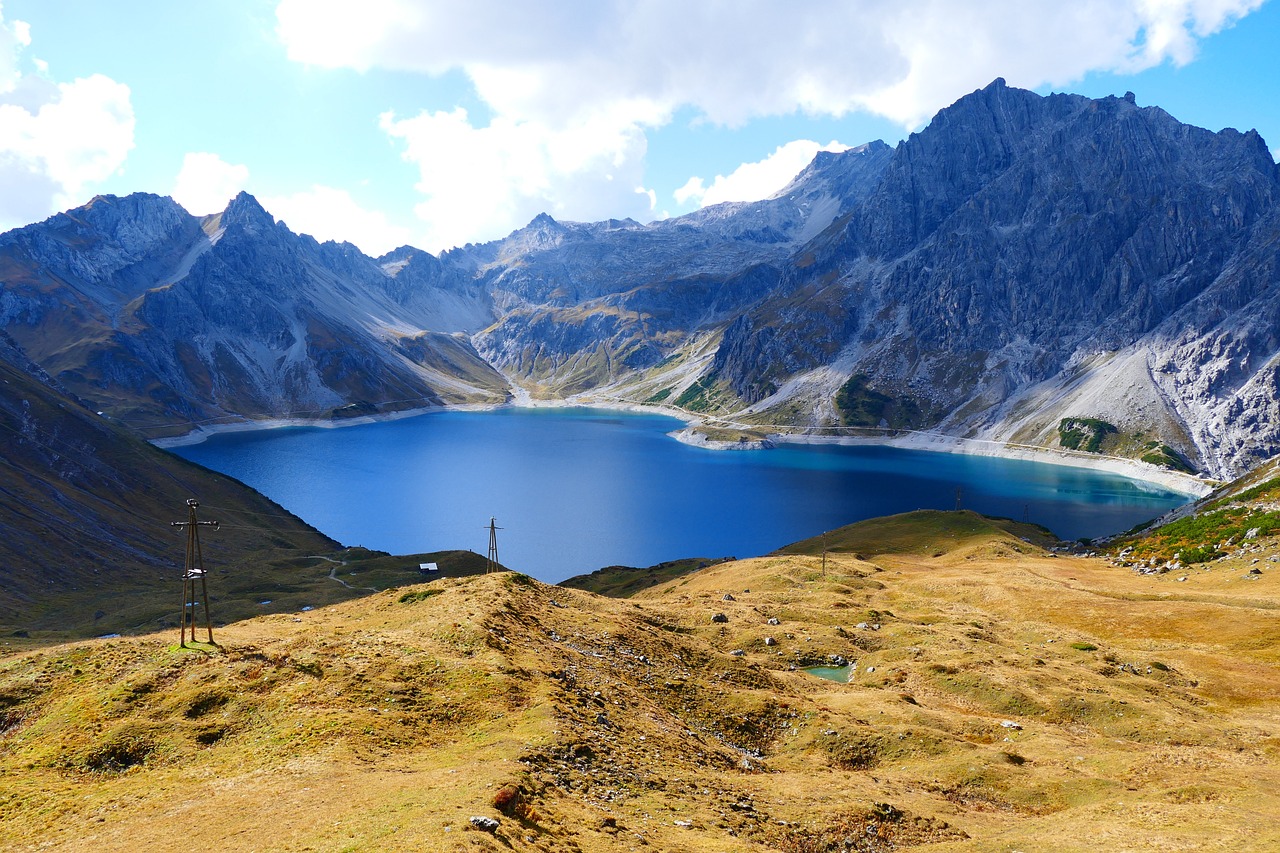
<box><xmin>0</xmin><ymin>10</ymin><xmax>134</xmax><ymax>231</ymax></box>
<box><xmin>0</xmin><ymin>74</ymin><xmax>135</xmax><ymax>228</ymax></box>
<box><xmin>277</xmin><ymin>0</ymin><xmax>1263</xmax><ymax>129</ymax></box>
<box><xmin>172</xmin><ymin>152</ymin><xmax>249</xmax><ymax>216</ymax></box>
<box><xmin>379</xmin><ymin>106</ymin><xmax>654</xmax><ymax>252</ymax></box>
<box><xmin>276</xmin><ymin>0</ymin><xmax>1265</xmax><ymax>248</ymax></box>
<box><xmin>262</xmin><ymin>185</ymin><xmax>415</xmax><ymax>257</ymax></box>
<box><xmin>677</xmin><ymin>140</ymin><xmax>850</xmax><ymax>208</ymax></box>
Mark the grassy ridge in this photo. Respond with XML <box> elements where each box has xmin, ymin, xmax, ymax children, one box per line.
<box><xmin>4</xmin><ymin>512</ymin><xmax>1277</xmax><ymax>851</ymax></box>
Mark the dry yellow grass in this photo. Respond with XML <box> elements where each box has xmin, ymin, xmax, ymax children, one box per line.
<box><xmin>2</xmin><ymin>512</ymin><xmax>1277</xmax><ymax>851</ymax></box>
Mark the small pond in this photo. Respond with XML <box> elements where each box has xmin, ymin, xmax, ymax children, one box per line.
<box><xmin>803</xmin><ymin>665</ymin><xmax>852</xmax><ymax>683</ymax></box>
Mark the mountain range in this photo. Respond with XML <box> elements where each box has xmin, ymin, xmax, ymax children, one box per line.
<box><xmin>2</xmin><ymin>79</ymin><xmax>1278</xmax><ymax>484</ymax></box>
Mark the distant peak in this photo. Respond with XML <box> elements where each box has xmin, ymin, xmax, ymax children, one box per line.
<box><xmin>220</xmin><ymin>191</ymin><xmax>276</xmax><ymax>230</ymax></box>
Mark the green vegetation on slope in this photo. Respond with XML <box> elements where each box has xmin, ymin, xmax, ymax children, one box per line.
<box><xmin>1057</xmin><ymin>417</ymin><xmax>1117</xmax><ymax>453</ymax></box>
<box><xmin>835</xmin><ymin>373</ymin><xmax>925</xmax><ymax>430</ymax></box>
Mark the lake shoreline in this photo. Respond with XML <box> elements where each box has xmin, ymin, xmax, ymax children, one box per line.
<box><xmin>152</xmin><ymin>398</ymin><xmax>1214</xmax><ymax>499</ymax></box>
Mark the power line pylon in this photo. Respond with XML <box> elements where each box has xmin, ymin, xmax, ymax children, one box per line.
<box><xmin>172</xmin><ymin>499</ymin><xmax>219</xmax><ymax>646</ymax></box>
<box><xmin>485</xmin><ymin>516</ymin><xmax>503</xmax><ymax>573</ymax></box>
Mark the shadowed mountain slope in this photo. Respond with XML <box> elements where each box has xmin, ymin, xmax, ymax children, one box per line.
<box><xmin>0</xmin><ymin>330</ymin><xmax>340</xmax><ymax>634</ymax></box>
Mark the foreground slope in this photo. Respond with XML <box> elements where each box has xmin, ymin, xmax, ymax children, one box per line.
<box><xmin>2</xmin><ymin>513</ymin><xmax>1276</xmax><ymax>852</ymax></box>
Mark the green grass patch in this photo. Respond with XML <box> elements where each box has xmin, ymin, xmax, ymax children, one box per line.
<box><xmin>645</xmin><ymin>387</ymin><xmax>672</xmax><ymax>403</ymax></box>
<box><xmin>674</xmin><ymin>377</ymin><xmax>716</xmax><ymax>412</ymax></box>
<box><xmin>1069</xmin><ymin>642</ymin><xmax>1097</xmax><ymax>652</ymax></box>
<box><xmin>1227</xmin><ymin>476</ymin><xmax>1280</xmax><ymax>505</ymax></box>
<box><xmin>1140</xmin><ymin>442</ymin><xmax>1195</xmax><ymax>473</ymax></box>
<box><xmin>1058</xmin><ymin>418</ymin><xmax>1117</xmax><ymax>453</ymax></box>
<box><xmin>835</xmin><ymin>373</ymin><xmax>924</xmax><ymax>429</ymax></box>
<box><xmin>399</xmin><ymin>589</ymin><xmax>444</xmax><ymax>604</ymax></box>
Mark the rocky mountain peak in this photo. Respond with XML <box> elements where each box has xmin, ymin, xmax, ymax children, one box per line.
<box><xmin>219</xmin><ymin>191</ymin><xmax>278</xmax><ymax>234</ymax></box>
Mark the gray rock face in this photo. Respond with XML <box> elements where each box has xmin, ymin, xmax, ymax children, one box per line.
<box><xmin>0</xmin><ymin>192</ymin><xmax>507</xmax><ymax>432</ymax></box>
<box><xmin>706</xmin><ymin>80</ymin><xmax>1280</xmax><ymax>477</ymax></box>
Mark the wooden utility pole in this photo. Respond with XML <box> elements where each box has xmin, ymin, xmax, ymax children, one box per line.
<box><xmin>955</xmin><ymin>487</ymin><xmax>963</xmax><ymax>511</ymax></box>
<box><xmin>172</xmin><ymin>499</ymin><xmax>218</xmax><ymax>646</ymax></box>
<box><xmin>485</xmin><ymin>516</ymin><xmax>502</xmax><ymax>573</ymax></box>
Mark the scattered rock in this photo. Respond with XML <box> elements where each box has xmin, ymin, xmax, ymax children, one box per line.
<box><xmin>722</xmin><ymin>593</ymin><xmax>736</xmax><ymax>601</ymax></box>
<box><xmin>469</xmin><ymin>816</ymin><xmax>500</xmax><ymax>833</ymax></box>
<box><xmin>766</xmin><ymin>617</ymin><xmax>780</xmax><ymax>626</ymax></box>
<box><xmin>1000</xmin><ymin>720</ymin><xmax>1023</xmax><ymax>730</ymax></box>
<box><xmin>711</xmin><ymin>613</ymin><xmax>729</xmax><ymax>623</ymax></box>
<box><xmin>764</xmin><ymin>636</ymin><xmax>777</xmax><ymax>646</ymax></box>
<box><xmin>730</xmin><ymin>649</ymin><xmax>745</xmax><ymax>657</ymax></box>
<box><xmin>674</xmin><ymin>819</ymin><xmax>693</xmax><ymax>828</ymax></box>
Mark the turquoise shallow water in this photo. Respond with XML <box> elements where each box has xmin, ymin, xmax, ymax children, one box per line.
<box><xmin>803</xmin><ymin>665</ymin><xmax>852</xmax><ymax>684</ymax></box>
<box><xmin>171</xmin><ymin>407</ymin><xmax>1189</xmax><ymax>583</ymax></box>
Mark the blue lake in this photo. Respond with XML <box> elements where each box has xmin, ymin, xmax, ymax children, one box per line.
<box><xmin>171</xmin><ymin>407</ymin><xmax>1190</xmax><ymax>583</ymax></box>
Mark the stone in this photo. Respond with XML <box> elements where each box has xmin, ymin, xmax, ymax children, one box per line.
<box><xmin>722</xmin><ymin>593</ymin><xmax>736</xmax><ymax>601</ymax></box>
<box><xmin>766</xmin><ymin>617</ymin><xmax>780</xmax><ymax>625</ymax></box>
<box><xmin>711</xmin><ymin>613</ymin><xmax>729</xmax><ymax>623</ymax></box>
<box><xmin>764</xmin><ymin>636</ymin><xmax>777</xmax><ymax>646</ymax></box>
<box><xmin>469</xmin><ymin>816</ymin><xmax>500</xmax><ymax>833</ymax></box>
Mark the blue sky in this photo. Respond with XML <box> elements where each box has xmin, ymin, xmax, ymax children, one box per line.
<box><xmin>1</xmin><ymin>0</ymin><xmax>1276</xmax><ymax>255</ymax></box>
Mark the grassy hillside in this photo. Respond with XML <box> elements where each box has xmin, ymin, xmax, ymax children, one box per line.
<box><xmin>2</xmin><ymin>512</ymin><xmax>1276</xmax><ymax>851</ymax></box>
